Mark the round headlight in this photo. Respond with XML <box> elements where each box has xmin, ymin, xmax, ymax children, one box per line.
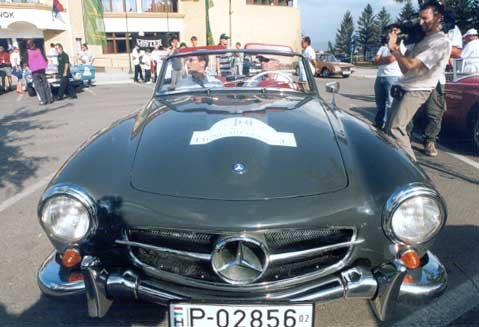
<box><xmin>40</xmin><ymin>189</ymin><xmax>94</xmax><ymax>243</ymax></box>
<box><xmin>384</xmin><ymin>184</ymin><xmax>446</xmax><ymax>245</ymax></box>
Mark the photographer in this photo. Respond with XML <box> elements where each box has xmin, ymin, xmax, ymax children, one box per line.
<box><xmin>386</xmin><ymin>0</ymin><xmax>451</xmax><ymax>161</ymax></box>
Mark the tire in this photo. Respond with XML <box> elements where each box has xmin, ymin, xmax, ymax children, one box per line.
<box><xmin>321</xmin><ymin>68</ymin><xmax>330</xmax><ymax>78</ymax></box>
<box><xmin>342</xmin><ymin>75</ymin><xmax>350</xmax><ymax>78</ymax></box>
<box><xmin>27</xmin><ymin>85</ymin><xmax>36</xmax><ymax>97</ymax></box>
<box><xmin>473</xmin><ymin>116</ymin><xmax>479</xmax><ymax>152</ymax></box>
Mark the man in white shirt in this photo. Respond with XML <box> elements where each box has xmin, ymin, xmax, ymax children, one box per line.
<box><xmin>373</xmin><ymin>28</ymin><xmax>403</xmax><ymax>129</ymax></box>
<box><xmin>77</xmin><ymin>43</ymin><xmax>95</xmax><ymax>65</ymax></box>
<box><xmin>386</xmin><ymin>1</ymin><xmax>451</xmax><ymax>161</ymax></box>
<box><xmin>462</xmin><ymin>28</ymin><xmax>479</xmax><ymax>74</ymax></box>
<box><xmin>132</xmin><ymin>45</ymin><xmax>143</xmax><ymax>83</ymax></box>
<box><xmin>300</xmin><ymin>36</ymin><xmax>317</xmax><ymax>82</ymax></box>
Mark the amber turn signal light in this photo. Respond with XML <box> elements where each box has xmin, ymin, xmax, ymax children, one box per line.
<box><xmin>62</xmin><ymin>248</ymin><xmax>82</xmax><ymax>268</ymax></box>
<box><xmin>68</xmin><ymin>273</ymin><xmax>84</xmax><ymax>283</ymax></box>
<box><xmin>401</xmin><ymin>250</ymin><xmax>421</xmax><ymax>269</ymax></box>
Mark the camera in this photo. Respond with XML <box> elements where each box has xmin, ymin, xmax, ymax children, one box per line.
<box><xmin>383</xmin><ymin>3</ymin><xmax>455</xmax><ymax>46</ymax></box>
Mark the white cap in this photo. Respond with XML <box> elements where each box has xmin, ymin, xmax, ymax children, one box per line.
<box><xmin>463</xmin><ymin>28</ymin><xmax>478</xmax><ymax>38</ymax></box>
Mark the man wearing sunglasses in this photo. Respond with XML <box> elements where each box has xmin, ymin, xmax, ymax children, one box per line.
<box><xmin>175</xmin><ymin>55</ymin><xmax>223</xmax><ymax>89</ymax></box>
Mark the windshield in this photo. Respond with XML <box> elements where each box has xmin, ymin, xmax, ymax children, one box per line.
<box><xmin>156</xmin><ymin>51</ymin><xmax>314</xmax><ymax>95</ymax></box>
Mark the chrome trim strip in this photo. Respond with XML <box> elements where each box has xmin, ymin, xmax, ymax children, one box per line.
<box><xmin>115</xmin><ymin>240</ymin><xmax>211</xmax><ymax>261</ymax></box>
<box><xmin>269</xmin><ymin>239</ymin><xmax>364</xmax><ymax>263</ymax></box>
<box><xmin>382</xmin><ymin>183</ymin><xmax>447</xmax><ymax>246</ymax></box>
<box><xmin>123</xmin><ymin>227</ymin><xmax>359</xmax><ymax>292</ymax></box>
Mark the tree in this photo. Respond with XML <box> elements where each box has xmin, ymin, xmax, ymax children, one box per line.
<box><xmin>448</xmin><ymin>0</ymin><xmax>473</xmax><ymax>31</ymax></box>
<box><xmin>472</xmin><ymin>0</ymin><xmax>479</xmax><ymax>29</ymax></box>
<box><xmin>398</xmin><ymin>0</ymin><xmax>416</xmax><ymax>21</ymax></box>
<box><xmin>334</xmin><ymin>10</ymin><xmax>354</xmax><ymax>55</ymax></box>
<box><xmin>376</xmin><ymin>7</ymin><xmax>392</xmax><ymax>44</ymax></box>
<box><xmin>327</xmin><ymin>41</ymin><xmax>335</xmax><ymax>54</ymax></box>
<box><xmin>356</xmin><ymin>4</ymin><xmax>379</xmax><ymax>57</ymax></box>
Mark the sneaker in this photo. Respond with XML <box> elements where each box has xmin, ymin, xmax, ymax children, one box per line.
<box><xmin>424</xmin><ymin>142</ymin><xmax>438</xmax><ymax>157</ymax></box>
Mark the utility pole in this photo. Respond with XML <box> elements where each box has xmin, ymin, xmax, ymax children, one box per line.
<box><xmin>229</xmin><ymin>0</ymin><xmax>232</xmax><ymax>47</ymax></box>
<box><xmin>124</xmin><ymin>2</ymin><xmax>132</xmax><ymax>74</ymax></box>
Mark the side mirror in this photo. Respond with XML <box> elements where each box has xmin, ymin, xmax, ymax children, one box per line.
<box><xmin>325</xmin><ymin>81</ymin><xmax>340</xmax><ymax>94</ymax></box>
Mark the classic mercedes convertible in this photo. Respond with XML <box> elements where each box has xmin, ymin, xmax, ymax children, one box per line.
<box><xmin>37</xmin><ymin>47</ymin><xmax>447</xmax><ymax>326</ymax></box>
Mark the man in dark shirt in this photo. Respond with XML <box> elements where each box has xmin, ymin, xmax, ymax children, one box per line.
<box><xmin>55</xmin><ymin>43</ymin><xmax>77</xmax><ymax>100</ymax></box>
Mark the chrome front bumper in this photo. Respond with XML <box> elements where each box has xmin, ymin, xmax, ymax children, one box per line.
<box><xmin>38</xmin><ymin>251</ymin><xmax>447</xmax><ymax>321</ymax></box>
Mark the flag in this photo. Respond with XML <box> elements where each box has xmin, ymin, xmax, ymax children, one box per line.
<box><xmin>83</xmin><ymin>0</ymin><xmax>106</xmax><ymax>46</ymax></box>
<box><xmin>52</xmin><ymin>0</ymin><xmax>64</xmax><ymax>18</ymax></box>
<box><xmin>205</xmin><ymin>0</ymin><xmax>214</xmax><ymax>45</ymax></box>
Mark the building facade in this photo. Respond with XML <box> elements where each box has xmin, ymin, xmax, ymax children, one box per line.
<box><xmin>0</xmin><ymin>0</ymin><xmax>301</xmax><ymax>71</ymax></box>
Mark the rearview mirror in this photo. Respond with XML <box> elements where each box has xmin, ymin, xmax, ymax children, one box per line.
<box><xmin>325</xmin><ymin>81</ymin><xmax>340</xmax><ymax>94</ymax></box>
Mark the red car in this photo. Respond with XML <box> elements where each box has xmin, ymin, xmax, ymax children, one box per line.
<box><xmin>444</xmin><ymin>74</ymin><xmax>479</xmax><ymax>151</ymax></box>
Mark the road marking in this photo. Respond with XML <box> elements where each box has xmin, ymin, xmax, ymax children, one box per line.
<box><xmin>0</xmin><ymin>174</ymin><xmax>54</xmax><ymax>213</ymax></box>
<box><xmin>441</xmin><ymin>148</ymin><xmax>479</xmax><ymax>170</ymax></box>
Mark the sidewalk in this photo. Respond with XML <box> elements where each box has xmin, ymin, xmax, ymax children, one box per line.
<box><xmin>94</xmin><ymin>71</ymin><xmax>133</xmax><ymax>85</ymax></box>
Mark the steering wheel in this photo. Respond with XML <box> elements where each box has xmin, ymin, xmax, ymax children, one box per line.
<box><xmin>244</xmin><ymin>71</ymin><xmax>295</xmax><ymax>88</ymax></box>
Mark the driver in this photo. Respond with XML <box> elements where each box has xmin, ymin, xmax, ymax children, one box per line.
<box><xmin>247</xmin><ymin>55</ymin><xmax>290</xmax><ymax>88</ymax></box>
<box><xmin>175</xmin><ymin>55</ymin><xmax>223</xmax><ymax>89</ymax></box>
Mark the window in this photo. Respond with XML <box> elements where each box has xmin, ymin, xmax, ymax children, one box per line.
<box><xmin>101</xmin><ymin>0</ymin><xmax>136</xmax><ymax>12</ymax></box>
<box><xmin>142</xmin><ymin>0</ymin><xmax>178</xmax><ymax>13</ymax></box>
<box><xmin>246</xmin><ymin>0</ymin><xmax>292</xmax><ymax>6</ymax></box>
<box><xmin>103</xmin><ymin>32</ymin><xmax>135</xmax><ymax>54</ymax></box>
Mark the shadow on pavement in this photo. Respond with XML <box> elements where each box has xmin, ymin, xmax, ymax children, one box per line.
<box><xmin>340</xmin><ymin>93</ymin><xmax>376</xmax><ymax>103</ymax></box>
<box><xmin>0</xmin><ymin>295</ymin><xmax>167</xmax><ymax>326</ymax></box>
<box><xmin>0</xmin><ymin>104</ymin><xmax>70</xmax><ymax>193</ymax></box>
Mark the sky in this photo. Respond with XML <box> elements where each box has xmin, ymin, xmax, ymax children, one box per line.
<box><xmin>300</xmin><ymin>0</ymin><xmax>407</xmax><ymax>51</ymax></box>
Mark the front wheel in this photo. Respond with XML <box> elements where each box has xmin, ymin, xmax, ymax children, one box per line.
<box><xmin>473</xmin><ymin>116</ymin><xmax>479</xmax><ymax>153</ymax></box>
<box><xmin>321</xmin><ymin>68</ymin><xmax>331</xmax><ymax>78</ymax></box>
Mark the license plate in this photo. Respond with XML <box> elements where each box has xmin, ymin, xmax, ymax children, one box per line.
<box><xmin>170</xmin><ymin>303</ymin><xmax>313</xmax><ymax>327</ymax></box>
<box><xmin>342</xmin><ymin>70</ymin><xmax>351</xmax><ymax>75</ymax></box>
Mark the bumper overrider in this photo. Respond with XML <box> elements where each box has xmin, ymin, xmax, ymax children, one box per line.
<box><xmin>38</xmin><ymin>250</ymin><xmax>447</xmax><ymax>321</ymax></box>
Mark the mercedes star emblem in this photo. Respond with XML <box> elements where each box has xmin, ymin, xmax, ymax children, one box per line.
<box><xmin>211</xmin><ymin>237</ymin><xmax>269</xmax><ymax>285</ymax></box>
<box><xmin>232</xmin><ymin>163</ymin><xmax>246</xmax><ymax>175</ymax></box>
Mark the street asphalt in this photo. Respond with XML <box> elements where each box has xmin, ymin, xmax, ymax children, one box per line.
<box><xmin>0</xmin><ymin>75</ymin><xmax>478</xmax><ymax>326</ymax></box>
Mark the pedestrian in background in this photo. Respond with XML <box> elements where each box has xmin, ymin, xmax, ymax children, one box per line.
<box><xmin>191</xmin><ymin>36</ymin><xmax>198</xmax><ymax>48</ymax></box>
<box><xmin>77</xmin><ymin>43</ymin><xmax>95</xmax><ymax>65</ymax></box>
<box><xmin>373</xmin><ymin>28</ymin><xmax>403</xmax><ymax>129</ymax></box>
<box><xmin>47</xmin><ymin>43</ymin><xmax>58</xmax><ymax>65</ymax></box>
<box><xmin>462</xmin><ymin>28</ymin><xmax>479</xmax><ymax>73</ymax></box>
<box><xmin>168</xmin><ymin>36</ymin><xmax>182</xmax><ymax>89</ymax></box>
<box><xmin>143</xmin><ymin>49</ymin><xmax>152</xmax><ymax>83</ymax></box>
<box><xmin>217</xmin><ymin>34</ymin><xmax>232</xmax><ymax>77</ymax></box>
<box><xmin>300</xmin><ymin>36</ymin><xmax>317</xmax><ymax>82</ymax></box>
<box><xmin>25</xmin><ymin>39</ymin><xmax>53</xmax><ymax>105</ymax></box>
<box><xmin>10</xmin><ymin>46</ymin><xmax>23</xmax><ymax>94</ymax></box>
<box><xmin>233</xmin><ymin>42</ymin><xmax>243</xmax><ymax>75</ymax></box>
<box><xmin>55</xmin><ymin>43</ymin><xmax>77</xmax><ymax>100</ymax></box>
<box><xmin>386</xmin><ymin>1</ymin><xmax>451</xmax><ymax>161</ymax></box>
<box><xmin>151</xmin><ymin>45</ymin><xmax>161</xmax><ymax>82</ymax></box>
<box><xmin>408</xmin><ymin>24</ymin><xmax>462</xmax><ymax>157</ymax></box>
<box><xmin>132</xmin><ymin>45</ymin><xmax>143</xmax><ymax>83</ymax></box>
<box><xmin>0</xmin><ymin>46</ymin><xmax>13</xmax><ymax>92</ymax></box>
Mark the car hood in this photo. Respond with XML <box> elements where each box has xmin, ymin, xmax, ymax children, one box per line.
<box><xmin>130</xmin><ymin>95</ymin><xmax>348</xmax><ymax>200</ymax></box>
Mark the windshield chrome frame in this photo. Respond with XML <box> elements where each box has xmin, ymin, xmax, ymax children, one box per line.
<box><xmin>153</xmin><ymin>49</ymin><xmax>319</xmax><ymax>97</ymax></box>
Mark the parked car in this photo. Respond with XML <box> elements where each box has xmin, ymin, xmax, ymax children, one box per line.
<box><xmin>316</xmin><ymin>53</ymin><xmax>355</xmax><ymax>78</ymax></box>
<box><xmin>37</xmin><ymin>47</ymin><xmax>447</xmax><ymax>325</ymax></box>
<box><xmin>24</xmin><ymin>63</ymin><xmax>95</xmax><ymax>96</ymax></box>
<box><xmin>443</xmin><ymin>73</ymin><xmax>479</xmax><ymax>151</ymax></box>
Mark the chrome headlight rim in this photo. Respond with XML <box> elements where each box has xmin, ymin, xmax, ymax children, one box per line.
<box><xmin>383</xmin><ymin>183</ymin><xmax>447</xmax><ymax>246</ymax></box>
<box><xmin>38</xmin><ymin>183</ymin><xmax>97</xmax><ymax>244</ymax></box>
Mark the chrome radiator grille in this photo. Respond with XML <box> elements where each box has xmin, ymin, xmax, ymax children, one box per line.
<box><xmin>121</xmin><ymin>227</ymin><xmax>356</xmax><ymax>286</ymax></box>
